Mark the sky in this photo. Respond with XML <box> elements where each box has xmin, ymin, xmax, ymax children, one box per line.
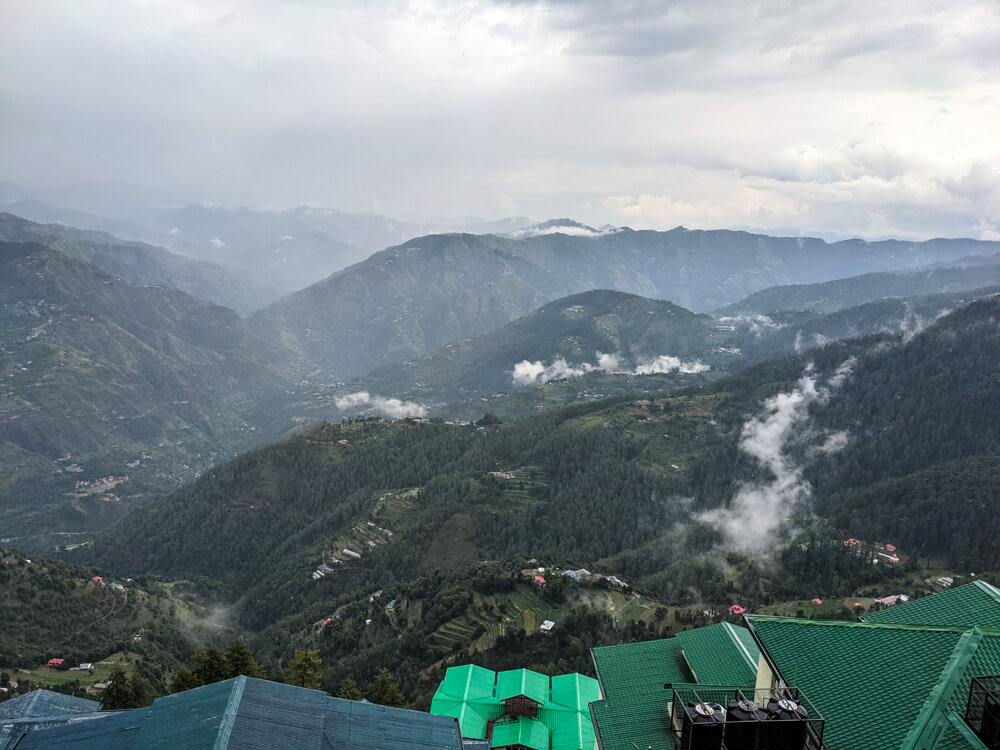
<box><xmin>2</xmin><ymin>0</ymin><xmax>999</xmax><ymax>240</ymax></box>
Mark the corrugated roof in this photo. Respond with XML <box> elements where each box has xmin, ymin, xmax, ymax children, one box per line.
<box><xmin>490</xmin><ymin>716</ymin><xmax>548</xmax><ymax>750</ymax></box>
<box><xmin>589</xmin><ymin>638</ymin><xmax>692</xmax><ymax>750</ymax></box>
<box><xmin>430</xmin><ymin>665</ymin><xmax>598</xmax><ymax>748</ymax></box>
<box><xmin>674</xmin><ymin>623</ymin><xmax>759</xmax><ymax>689</ymax></box>
<box><xmin>863</xmin><ymin>580</ymin><xmax>1000</xmax><ymax>628</ymax></box>
<box><xmin>0</xmin><ymin>690</ymin><xmax>101</xmax><ymax>721</ymax></box>
<box><xmin>496</xmin><ymin>669</ymin><xmax>549</xmax><ymax>704</ymax></box>
<box><xmin>747</xmin><ymin>616</ymin><xmax>985</xmax><ymax>750</ymax></box>
<box><xmin>2</xmin><ymin>678</ymin><xmax>463</xmax><ymax>750</ymax></box>
<box><xmin>549</xmin><ymin>673</ymin><xmax>600</xmax><ymax>712</ymax></box>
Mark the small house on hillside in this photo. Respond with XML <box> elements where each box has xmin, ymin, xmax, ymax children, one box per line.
<box><xmin>46</xmin><ymin>659</ymin><xmax>64</xmax><ymax>669</ymax></box>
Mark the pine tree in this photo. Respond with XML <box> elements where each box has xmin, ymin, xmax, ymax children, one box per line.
<box><xmin>225</xmin><ymin>641</ymin><xmax>265</xmax><ymax>679</ymax></box>
<box><xmin>368</xmin><ymin>668</ymin><xmax>406</xmax><ymax>708</ymax></box>
<box><xmin>192</xmin><ymin>647</ymin><xmax>228</xmax><ymax>686</ymax></box>
<box><xmin>338</xmin><ymin>677</ymin><xmax>364</xmax><ymax>701</ymax></box>
<box><xmin>169</xmin><ymin>667</ymin><xmax>201</xmax><ymax>693</ymax></box>
<box><xmin>285</xmin><ymin>649</ymin><xmax>321</xmax><ymax>690</ymax></box>
<box><xmin>102</xmin><ymin>666</ymin><xmax>150</xmax><ymax>710</ymax></box>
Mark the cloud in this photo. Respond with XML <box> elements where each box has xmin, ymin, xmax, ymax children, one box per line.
<box><xmin>512</xmin><ymin>358</ymin><xmax>593</xmax><ymax>386</ymax></box>
<box><xmin>716</xmin><ymin>313</ymin><xmax>784</xmax><ymax>337</ymax></box>
<box><xmin>596</xmin><ymin>351</ymin><xmax>621</xmax><ymax>371</ymax></box>
<box><xmin>699</xmin><ymin>359</ymin><xmax>855</xmax><ymax>552</ymax></box>
<box><xmin>1</xmin><ymin>0</ymin><xmax>998</xmax><ymax>238</ymax></box>
<box><xmin>512</xmin><ymin>350</ymin><xmax>710</xmax><ymax>385</ymax></box>
<box><xmin>634</xmin><ymin>355</ymin><xmax>710</xmax><ymax>375</ymax></box>
<box><xmin>334</xmin><ymin>391</ymin><xmax>427</xmax><ymax>418</ymax></box>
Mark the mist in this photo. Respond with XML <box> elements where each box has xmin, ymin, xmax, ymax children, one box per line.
<box><xmin>699</xmin><ymin>359</ymin><xmax>855</xmax><ymax>553</ymax></box>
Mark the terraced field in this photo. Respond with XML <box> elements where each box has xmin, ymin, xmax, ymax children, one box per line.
<box><xmin>427</xmin><ymin>583</ymin><xmax>662</xmax><ymax>652</ymax></box>
<box><xmin>328</xmin><ymin>489</ymin><xmax>418</xmax><ymax>562</ymax></box>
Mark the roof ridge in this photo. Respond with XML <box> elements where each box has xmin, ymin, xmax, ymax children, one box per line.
<box><xmin>747</xmin><ymin>615</ymin><xmax>977</xmax><ymax>633</ymax></box>
<box><xmin>722</xmin><ymin>622</ymin><xmax>758</xmax><ymax>672</ymax></box>
<box><xmin>974</xmin><ymin>579</ymin><xmax>1000</xmax><ymax>604</ymax></box>
<box><xmin>213</xmin><ymin>675</ymin><xmax>247</xmax><ymax>750</ymax></box>
<box><xmin>900</xmin><ymin>629</ymin><xmax>983</xmax><ymax>750</ymax></box>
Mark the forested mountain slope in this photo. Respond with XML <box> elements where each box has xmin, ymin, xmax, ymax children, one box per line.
<box><xmin>353</xmin><ymin>289</ymin><xmax>737</xmax><ymax>404</ymax></box>
<box><xmin>718</xmin><ymin>263</ymin><xmax>1000</xmax><ymax>315</ymax></box>
<box><xmin>0</xmin><ymin>213</ymin><xmax>264</xmax><ymax>314</ymax></box>
<box><xmin>0</xmin><ymin>242</ymin><xmax>293</xmax><ymax>547</ymax></box>
<box><xmin>331</xmin><ymin>286</ymin><xmax>998</xmax><ymax>420</ymax></box>
<box><xmin>249</xmin><ymin>228</ymin><xmax>996</xmax><ymax>379</ymax></box>
<box><xmin>0</xmin><ymin>548</ymin><xmax>192</xmax><ymax>694</ymax></box>
<box><xmin>83</xmin><ymin>297</ymin><xmax>1000</xmax><ymax>644</ymax></box>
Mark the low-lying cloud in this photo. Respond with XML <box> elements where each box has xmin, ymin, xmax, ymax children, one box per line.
<box><xmin>634</xmin><ymin>355</ymin><xmax>711</xmax><ymax>375</ymax></box>
<box><xmin>334</xmin><ymin>391</ymin><xmax>427</xmax><ymax>418</ymax></box>
<box><xmin>698</xmin><ymin>359</ymin><xmax>855</xmax><ymax>553</ymax></box>
<box><xmin>512</xmin><ymin>351</ymin><xmax>709</xmax><ymax>385</ymax></box>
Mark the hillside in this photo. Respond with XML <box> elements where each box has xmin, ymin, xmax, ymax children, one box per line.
<box><xmin>352</xmin><ymin>289</ymin><xmax>737</xmax><ymax>405</ymax></box>
<box><xmin>0</xmin><ymin>213</ymin><xmax>265</xmax><ymax>314</ymax></box>
<box><xmin>0</xmin><ymin>242</ymin><xmax>293</xmax><ymax>548</ymax></box>
<box><xmin>327</xmin><ymin>286</ymin><xmax>997</xmax><ymax>421</ymax></box>
<box><xmin>248</xmin><ymin>228</ymin><xmax>996</xmax><ymax>379</ymax></box>
<box><xmin>0</xmin><ymin>548</ymin><xmax>193</xmax><ymax>694</ymax></box>
<box><xmin>83</xmin><ymin>297</ymin><xmax>1000</xmax><ymax>629</ymax></box>
<box><xmin>718</xmin><ymin>263</ymin><xmax>1000</xmax><ymax>315</ymax></box>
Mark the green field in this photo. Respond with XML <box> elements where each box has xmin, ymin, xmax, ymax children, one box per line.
<box><xmin>15</xmin><ymin>652</ymin><xmax>138</xmax><ymax>690</ymax></box>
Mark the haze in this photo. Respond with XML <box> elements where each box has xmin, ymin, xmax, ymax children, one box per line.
<box><xmin>2</xmin><ymin>0</ymin><xmax>999</xmax><ymax>240</ymax></box>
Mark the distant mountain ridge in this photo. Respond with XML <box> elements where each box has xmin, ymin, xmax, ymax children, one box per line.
<box><xmin>718</xmin><ymin>263</ymin><xmax>1000</xmax><ymax>314</ymax></box>
<box><xmin>0</xmin><ymin>241</ymin><xmax>293</xmax><ymax>546</ymax></box>
<box><xmin>0</xmin><ymin>213</ymin><xmax>263</xmax><ymax>314</ymax></box>
<box><xmin>248</xmin><ymin>227</ymin><xmax>999</xmax><ymax>380</ymax></box>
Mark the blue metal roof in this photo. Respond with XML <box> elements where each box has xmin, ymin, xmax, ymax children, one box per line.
<box><xmin>2</xmin><ymin>678</ymin><xmax>464</xmax><ymax>749</ymax></box>
<box><xmin>0</xmin><ymin>690</ymin><xmax>101</xmax><ymax>720</ymax></box>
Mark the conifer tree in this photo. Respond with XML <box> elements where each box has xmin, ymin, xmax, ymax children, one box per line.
<box><xmin>338</xmin><ymin>677</ymin><xmax>364</xmax><ymax>701</ymax></box>
<box><xmin>285</xmin><ymin>649</ymin><xmax>321</xmax><ymax>689</ymax></box>
<box><xmin>368</xmin><ymin>667</ymin><xmax>406</xmax><ymax>708</ymax></box>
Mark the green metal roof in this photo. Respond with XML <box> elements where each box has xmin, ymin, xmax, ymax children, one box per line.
<box><xmin>491</xmin><ymin>716</ymin><xmax>549</xmax><ymax>750</ymax></box>
<box><xmin>674</xmin><ymin>623</ymin><xmax>759</xmax><ymax>689</ymax></box>
<box><xmin>430</xmin><ymin>665</ymin><xmax>599</xmax><ymax>749</ymax></box>
<box><xmin>864</xmin><ymin>581</ymin><xmax>1000</xmax><ymax>628</ymax></box>
<box><xmin>747</xmin><ymin>616</ymin><xmax>1000</xmax><ymax>750</ymax></box>
<box><xmin>435</xmin><ymin>664</ymin><xmax>497</xmax><ymax>702</ymax></box>
<box><xmin>548</xmin><ymin>709</ymin><xmax>596</xmax><ymax>750</ymax></box>
<box><xmin>549</xmin><ymin>673</ymin><xmax>601</xmax><ymax>712</ymax></box>
<box><xmin>589</xmin><ymin>638</ymin><xmax>693</xmax><ymax>750</ymax></box>
<box><xmin>496</xmin><ymin>669</ymin><xmax>549</xmax><ymax>704</ymax></box>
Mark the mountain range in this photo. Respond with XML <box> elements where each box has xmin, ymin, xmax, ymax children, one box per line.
<box><xmin>247</xmin><ymin>228</ymin><xmax>999</xmax><ymax>380</ymax></box>
<box><xmin>0</xmin><ymin>241</ymin><xmax>290</xmax><ymax>547</ymax></box>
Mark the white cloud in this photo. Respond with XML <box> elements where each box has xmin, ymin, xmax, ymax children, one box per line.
<box><xmin>634</xmin><ymin>355</ymin><xmax>710</xmax><ymax>375</ymax></box>
<box><xmin>334</xmin><ymin>390</ymin><xmax>427</xmax><ymax>418</ymax></box>
<box><xmin>512</xmin><ymin>358</ymin><xmax>593</xmax><ymax>386</ymax></box>
<box><xmin>699</xmin><ymin>359</ymin><xmax>855</xmax><ymax>552</ymax></box>
<box><xmin>512</xmin><ymin>350</ymin><xmax>710</xmax><ymax>385</ymax></box>
<box><xmin>2</xmin><ymin>0</ymin><xmax>998</xmax><ymax>238</ymax></box>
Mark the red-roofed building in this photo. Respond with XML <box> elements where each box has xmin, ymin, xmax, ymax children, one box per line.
<box><xmin>886</xmin><ymin>544</ymin><xmax>896</xmax><ymax>552</ymax></box>
<box><xmin>91</xmin><ymin>576</ymin><xmax>104</xmax><ymax>584</ymax></box>
<box><xmin>729</xmin><ymin>604</ymin><xmax>746</xmax><ymax>615</ymax></box>
<box><xmin>811</xmin><ymin>598</ymin><xmax>823</xmax><ymax>604</ymax></box>
<box><xmin>843</xmin><ymin>538</ymin><xmax>861</xmax><ymax>547</ymax></box>
<box><xmin>533</xmin><ymin>575</ymin><xmax>546</xmax><ymax>586</ymax></box>
<box><xmin>47</xmin><ymin>658</ymin><xmax>64</xmax><ymax>669</ymax></box>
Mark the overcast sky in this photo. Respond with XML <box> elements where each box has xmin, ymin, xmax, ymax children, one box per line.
<box><xmin>3</xmin><ymin>0</ymin><xmax>999</xmax><ymax>239</ymax></box>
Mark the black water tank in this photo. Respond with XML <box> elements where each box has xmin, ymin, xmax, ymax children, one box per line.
<box><xmin>763</xmin><ymin>697</ymin><xmax>809</xmax><ymax>750</ymax></box>
<box><xmin>680</xmin><ymin>702</ymin><xmax>725</xmax><ymax>750</ymax></box>
<box><xmin>724</xmin><ymin>698</ymin><xmax>768</xmax><ymax>749</ymax></box>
